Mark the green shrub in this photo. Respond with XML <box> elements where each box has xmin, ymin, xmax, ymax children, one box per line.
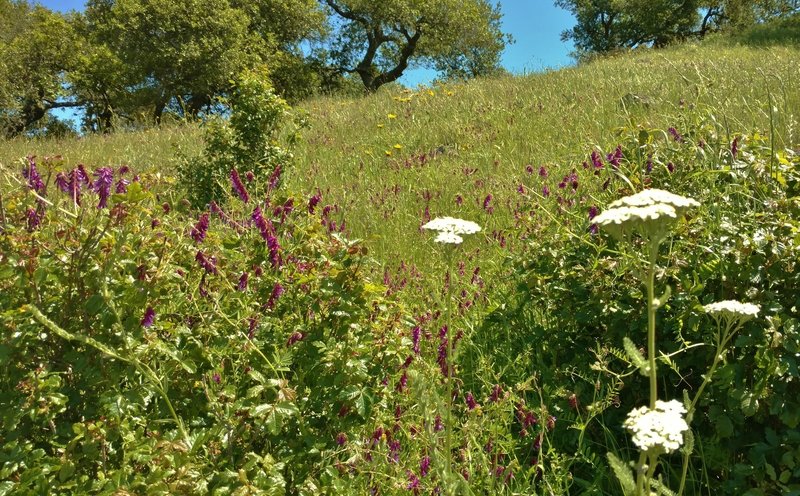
<box><xmin>0</xmin><ymin>155</ymin><xmax>405</xmax><ymax>494</ymax></box>
<box><xmin>178</xmin><ymin>66</ymin><xmax>304</xmax><ymax>209</ymax></box>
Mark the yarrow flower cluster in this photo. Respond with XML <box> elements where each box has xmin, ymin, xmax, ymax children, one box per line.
<box><xmin>422</xmin><ymin>217</ymin><xmax>481</xmax><ymax>245</ymax></box>
<box><xmin>593</xmin><ymin>189</ymin><xmax>700</xmax><ymax>241</ymax></box>
<box><xmin>704</xmin><ymin>300</ymin><xmax>760</xmax><ymax>324</ymax></box>
<box><xmin>624</xmin><ymin>400</ymin><xmax>689</xmax><ymax>454</ymax></box>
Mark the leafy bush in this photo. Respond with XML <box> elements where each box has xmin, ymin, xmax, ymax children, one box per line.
<box><xmin>178</xmin><ymin>67</ymin><xmax>304</xmax><ymax>209</ymax></box>
<box><xmin>0</xmin><ymin>156</ymin><xmax>405</xmax><ymax>494</ymax></box>
<box><xmin>490</xmin><ymin>120</ymin><xmax>800</xmax><ymax>494</ymax></box>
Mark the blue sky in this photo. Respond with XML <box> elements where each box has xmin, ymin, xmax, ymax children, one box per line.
<box><xmin>37</xmin><ymin>0</ymin><xmax>575</xmax><ymax>121</ymax></box>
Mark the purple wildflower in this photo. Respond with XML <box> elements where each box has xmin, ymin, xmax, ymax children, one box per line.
<box><xmin>396</xmin><ymin>372</ymin><xmax>408</xmax><ymax>392</ymax></box>
<box><xmin>141</xmin><ymin>306</ymin><xmax>155</xmax><ymax>328</ymax></box>
<box><xmin>668</xmin><ymin>127</ymin><xmax>683</xmax><ymax>142</ymax></box>
<box><xmin>230</xmin><ymin>168</ymin><xmax>250</xmax><ymax>203</ymax></box>
<box><xmin>411</xmin><ymin>326</ymin><xmax>421</xmax><ymax>355</ymax></box>
<box><xmin>237</xmin><ymin>272</ymin><xmax>249</xmax><ymax>291</ymax></box>
<box><xmin>434</xmin><ymin>414</ymin><xmax>444</xmax><ymax>432</ymax></box>
<box><xmin>667</xmin><ymin>162</ymin><xmax>675</xmax><ymax>173</ymax></box>
<box><xmin>388</xmin><ymin>440</ymin><xmax>401</xmax><ymax>463</ymax></box>
<box><xmin>588</xmin><ymin>206</ymin><xmax>599</xmax><ymax>220</ymax></box>
<box><xmin>591</xmin><ymin>150</ymin><xmax>604</xmax><ymax>170</ymax></box>
<box><xmin>93</xmin><ymin>167</ymin><xmax>114</xmax><ymax>208</ymax></box>
<box><xmin>455</xmin><ymin>194</ymin><xmax>463</xmax><ymax>206</ymax></box>
<box><xmin>212</xmin><ymin>373</ymin><xmax>221</xmax><ymax>384</ymax></box>
<box><xmin>195</xmin><ymin>250</ymin><xmax>218</xmax><ymax>274</ymax></box>
<box><xmin>287</xmin><ymin>331</ymin><xmax>304</xmax><ymax>346</ymax></box>
<box><xmin>646</xmin><ymin>155</ymin><xmax>654</xmax><ymax>173</ymax></box>
<box><xmin>252</xmin><ymin>207</ymin><xmax>271</xmax><ymax>240</ymax></box>
<box><xmin>539</xmin><ymin>165</ymin><xmax>548</xmax><ymax>177</ymax></box>
<box><xmin>308</xmin><ymin>190</ymin><xmax>321</xmax><ymax>214</ymax></box>
<box><xmin>525</xmin><ymin>164</ymin><xmax>534</xmax><ymax>174</ymax></box>
<box><xmin>151</xmin><ymin>218</ymin><xmax>160</xmax><ymax>229</ymax></box>
<box><xmin>731</xmin><ymin>136</ymin><xmax>739</xmax><ymax>158</ymax></box>
<box><xmin>465</xmin><ymin>392</ymin><xmax>478</xmax><ymax>410</ymax></box>
<box><xmin>483</xmin><ymin>194</ymin><xmax>493</xmax><ymax>211</ymax></box>
<box><xmin>606</xmin><ymin>146</ymin><xmax>623</xmax><ymax>168</ymax></box>
<box><xmin>245</xmin><ymin>171</ymin><xmax>255</xmax><ymax>182</ymax></box>
<box><xmin>589</xmin><ymin>223</ymin><xmax>599</xmax><ymax>235</ymax></box>
<box><xmin>23</xmin><ymin>156</ymin><xmax>45</xmax><ymax>193</ymax></box>
<box><xmin>489</xmin><ymin>384</ymin><xmax>502</xmax><ymax>403</ymax></box>
<box><xmin>268</xmin><ymin>164</ymin><xmax>282</xmax><ymax>191</ymax></box>
<box><xmin>26</xmin><ymin>207</ymin><xmax>43</xmax><ymax>231</ymax></box>
<box><xmin>55</xmin><ymin>172</ymin><xmax>69</xmax><ymax>193</ymax></box>
<box><xmin>336</xmin><ymin>432</ymin><xmax>347</xmax><ymax>446</ymax></box>
<box><xmin>190</xmin><ymin>213</ymin><xmax>210</xmax><ymax>243</ymax></box>
<box><xmin>266</xmin><ymin>282</ymin><xmax>284</xmax><ymax>309</ymax></box>
<box><xmin>420</xmin><ymin>456</ymin><xmax>431</xmax><ymax>477</ymax></box>
<box><xmin>115</xmin><ymin>178</ymin><xmax>130</xmax><ymax>194</ymax></box>
<box><xmin>542</xmin><ymin>185</ymin><xmax>550</xmax><ymax>197</ymax></box>
<box><xmin>517</xmin><ymin>184</ymin><xmax>526</xmax><ymax>194</ymax></box>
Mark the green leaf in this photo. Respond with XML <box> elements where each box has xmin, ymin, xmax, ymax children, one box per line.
<box><xmin>623</xmin><ymin>337</ymin><xmax>649</xmax><ymax>376</ymax></box>
<box><xmin>607</xmin><ymin>452</ymin><xmax>636</xmax><ymax>495</ymax></box>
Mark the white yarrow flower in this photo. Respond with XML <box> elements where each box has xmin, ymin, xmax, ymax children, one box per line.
<box><xmin>593</xmin><ymin>204</ymin><xmax>678</xmax><ymax>227</ymax></box>
<box><xmin>422</xmin><ymin>217</ymin><xmax>481</xmax><ymax>244</ymax></box>
<box><xmin>610</xmin><ymin>189</ymin><xmax>700</xmax><ymax>214</ymax></box>
<box><xmin>704</xmin><ymin>300</ymin><xmax>760</xmax><ymax>319</ymax></box>
<box><xmin>422</xmin><ymin>217</ymin><xmax>481</xmax><ymax>235</ymax></box>
<box><xmin>624</xmin><ymin>400</ymin><xmax>689</xmax><ymax>454</ymax></box>
<box><xmin>434</xmin><ymin>231</ymin><xmax>464</xmax><ymax>244</ymax></box>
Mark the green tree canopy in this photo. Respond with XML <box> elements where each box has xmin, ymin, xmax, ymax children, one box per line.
<box><xmin>319</xmin><ymin>0</ymin><xmax>510</xmax><ymax>91</ymax></box>
<box><xmin>0</xmin><ymin>1</ymin><xmax>81</xmax><ymax>136</ymax></box>
<box><xmin>556</xmin><ymin>0</ymin><xmax>800</xmax><ymax>58</ymax></box>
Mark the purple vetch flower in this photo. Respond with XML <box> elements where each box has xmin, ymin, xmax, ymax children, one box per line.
<box><xmin>465</xmin><ymin>392</ymin><xmax>478</xmax><ymax>410</ymax></box>
<box><xmin>483</xmin><ymin>194</ymin><xmax>493</xmax><ymax>212</ymax></box>
<box><xmin>437</xmin><ymin>326</ymin><xmax>449</xmax><ymax>377</ymax></box>
<box><xmin>230</xmin><ymin>168</ymin><xmax>250</xmax><ymax>203</ymax></box>
<box><xmin>195</xmin><ymin>250</ymin><xmax>218</xmax><ymax>274</ymax></box>
<box><xmin>237</xmin><ymin>272</ymin><xmax>249</xmax><ymax>291</ymax></box>
<box><xmin>591</xmin><ymin>150</ymin><xmax>604</xmax><ymax>170</ymax></box>
<box><xmin>55</xmin><ymin>172</ymin><xmax>69</xmax><ymax>193</ymax></box>
<box><xmin>151</xmin><ymin>218</ymin><xmax>160</xmax><ymax>229</ymax></box>
<box><xmin>388</xmin><ymin>440</ymin><xmax>401</xmax><ymax>463</ymax></box>
<box><xmin>191</xmin><ymin>213</ymin><xmax>210</xmax><ymax>243</ymax></box>
<box><xmin>406</xmin><ymin>471</ymin><xmax>420</xmax><ymax>493</ymax></box>
<box><xmin>308</xmin><ymin>190</ymin><xmax>321</xmax><ymax>214</ymax></box>
<box><xmin>92</xmin><ymin>167</ymin><xmax>114</xmax><ymax>208</ymax></box>
<box><xmin>588</xmin><ymin>205</ymin><xmax>599</xmax><ymax>220</ymax></box>
<box><xmin>115</xmin><ymin>177</ymin><xmax>130</xmax><ymax>194</ymax></box>
<box><xmin>517</xmin><ymin>184</ymin><xmax>526</xmax><ymax>194</ymax></box>
<box><xmin>118</xmin><ymin>165</ymin><xmax>130</xmax><ymax>175</ymax></box>
<box><xmin>266</xmin><ymin>282</ymin><xmax>284</xmax><ymax>309</ymax></box>
<box><xmin>245</xmin><ymin>171</ymin><xmax>255</xmax><ymax>182</ymax></box>
<box><xmin>396</xmin><ymin>371</ymin><xmax>408</xmax><ymax>392</ymax></box>
<box><xmin>268</xmin><ymin>164</ymin><xmax>282</xmax><ymax>191</ymax></box>
<box><xmin>589</xmin><ymin>223</ymin><xmax>599</xmax><ymax>235</ymax></box>
<box><xmin>646</xmin><ymin>155</ymin><xmax>654</xmax><ymax>173</ymax></box>
<box><xmin>489</xmin><ymin>384</ymin><xmax>503</xmax><ymax>403</ymax></box>
<box><xmin>606</xmin><ymin>146</ymin><xmax>623</xmax><ymax>168</ymax></box>
<box><xmin>668</xmin><ymin>127</ymin><xmax>683</xmax><ymax>142</ymax></box>
<box><xmin>26</xmin><ymin>207</ymin><xmax>43</xmax><ymax>231</ymax></box>
<box><xmin>420</xmin><ymin>456</ymin><xmax>431</xmax><ymax>477</ymax></box>
<box><xmin>252</xmin><ymin>206</ymin><xmax>271</xmax><ymax>240</ymax></box>
<box><xmin>336</xmin><ymin>432</ymin><xmax>348</xmax><ymax>446</ymax></box>
<box><xmin>23</xmin><ymin>156</ymin><xmax>45</xmax><ymax>193</ymax></box>
<box><xmin>287</xmin><ymin>331</ymin><xmax>305</xmax><ymax>346</ymax></box>
<box><xmin>212</xmin><ymin>373</ymin><xmax>221</xmax><ymax>384</ymax></box>
<box><xmin>248</xmin><ymin>316</ymin><xmax>259</xmax><ymax>339</ymax></box>
<box><xmin>539</xmin><ymin>165</ymin><xmax>549</xmax><ymax>177</ymax></box>
<box><xmin>525</xmin><ymin>164</ymin><xmax>534</xmax><ymax>174</ymax></box>
<box><xmin>411</xmin><ymin>326</ymin><xmax>421</xmax><ymax>355</ymax></box>
<box><xmin>434</xmin><ymin>414</ymin><xmax>444</xmax><ymax>432</ymax></box>
<box><xmin>542</xmin><ymin>185</ymin><xmax>550</xmax><ymax>197</ymax></box>
<box><xmin>667</xmin><ymin>162</ymin><xmax>675</xmax><ymax>173</ymax></box>
<box><xmin>731</xmin><ymin>136</ymin><xmax>739</xmax><ymax>158</ymax></box>
<box><xmin>141</xmin><ymin>306</ymin><xmax>155</xmax><ymax>328</ymax></box>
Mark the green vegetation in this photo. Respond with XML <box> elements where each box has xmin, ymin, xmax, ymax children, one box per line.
<box><xmin>1</xmin><ymin>33</ymin><xmax>799</xmax><ymax>495</ymax></box>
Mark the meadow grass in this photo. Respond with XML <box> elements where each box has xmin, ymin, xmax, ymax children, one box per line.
<box><xmin>1</xmin><ymin>33</ymin><xmax>799</xmax><ymax>496</ymax></box>
<box><xmin>2</xmin><ymin>43</ymin><xmax>797</xmax><ymax>275</ymax></box>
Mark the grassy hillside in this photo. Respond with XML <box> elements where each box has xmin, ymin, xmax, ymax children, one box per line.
<box><xmin>2</xmin><ymin>41</ymin><xmax>797</xmax><ymax>269</ymax></box>
<box><xmin>1</xmin><ymin>35</ymin><xmax>799</xmax><ymax>495</ymax></box>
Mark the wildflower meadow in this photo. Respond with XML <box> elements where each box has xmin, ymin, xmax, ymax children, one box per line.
<box><xmin>1</xmin><ymin>33</ymin><xmax>800</xmax><ymax>496</ymax></box>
